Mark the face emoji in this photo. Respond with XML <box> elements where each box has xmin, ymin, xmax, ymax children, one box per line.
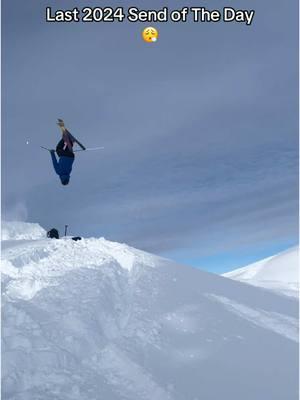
<box><xmin>142</xmin><ymin>27</ymin><xmax>158</xmax><ymax>43</ymax></box>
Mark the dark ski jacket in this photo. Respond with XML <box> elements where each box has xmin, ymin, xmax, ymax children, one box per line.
<box><xmin>51</xmin><ymin>152</ymin><xmax>74</xmax><ymax>181</ymax></box>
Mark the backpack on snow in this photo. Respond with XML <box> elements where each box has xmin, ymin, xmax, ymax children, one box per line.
<box><xmin>47</xmin><ymin>228</ymin><xmax>59</xmax><ymax>239</ymax></box>
<box><xmin>72</xmin><ymin>236</ymin><xmax>82</xmax><ymax>241</ymax></box>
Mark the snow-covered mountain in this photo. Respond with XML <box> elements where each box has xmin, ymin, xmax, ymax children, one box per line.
<box><xmin>223</xmin><ymin>247</ymin><xmax>299</xmax><ymax>297</ymax></box>
<box><xmin>1</xmin><ymin>222</ymin><xmax>299</xmax><ymax>400</ymax></box>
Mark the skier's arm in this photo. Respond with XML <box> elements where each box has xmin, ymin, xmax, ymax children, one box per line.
<box><xmin>50</xmin><ymin>151</ymin><xmax>61</xmax><ymax>175</ymax></box>
<box><xmin>62</xmin><ymin>131</ymin><xmax>74</xmax><ymax>153</ymax></box>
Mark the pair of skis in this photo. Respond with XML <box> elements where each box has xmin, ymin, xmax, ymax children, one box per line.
<box><xmin>41</xmin><ymin>119</ymin><xmax>104</xmax><ymax>153</ymax></box>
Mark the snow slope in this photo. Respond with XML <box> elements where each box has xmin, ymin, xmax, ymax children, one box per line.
<box><xmin>1</xmin><ymin>223</ymin><xmax>299</xmax><ymax>400</ymax></box>
<box><xmin>223</xmin><ymin>247</ymin><xmax>299</xmax><ymax>297</ymax></box>
<box><xmin>1</xmin><ymin>221</ymin><xmax>46</xmax><ymax>240</ymax></box>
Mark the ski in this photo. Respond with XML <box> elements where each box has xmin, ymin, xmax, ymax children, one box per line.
<box><xmin>68</xmin><ymin>132</ymin><xmax>86</xmax><ymax>150</ymax></box>
<box><xmin>57</xmin><ymin>119</ymin><xmax>86</xmax><ymax>150</ymax></box>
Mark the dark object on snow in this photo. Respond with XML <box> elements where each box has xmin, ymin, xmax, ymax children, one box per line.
<box><xmin>47</xmin><ymin>228</ymin><xmax>59</xmax><ymax>239</ymax></box>
<box><xmin>64</xmin><ymin>224</ymin><xmax>68</xmax><ymax>236</ymax></box>
<box><xmin>72</xmin><ymin>236</ymin><xmax>82</xmax><ymax>241</ymax></box>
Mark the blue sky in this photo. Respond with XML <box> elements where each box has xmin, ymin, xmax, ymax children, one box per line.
<box><xmin>2</xmin><ymin>0</ymin><xmax>298</xmax><ymax>273</ymax></box>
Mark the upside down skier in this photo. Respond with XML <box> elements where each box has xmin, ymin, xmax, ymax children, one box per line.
<box><xmin>50</xmin><ymin>119</ymin><xmax>86</xmax><ymax>186</ymax></box>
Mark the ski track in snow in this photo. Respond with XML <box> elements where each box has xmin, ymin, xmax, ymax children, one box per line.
<box><xmin>207</xmin><ymin>294</ymin><xmax>299</xmax><ymax>342</ymax></box>
<box><xmin>94</xmin><ymin>345</ymin><xmax>171</xmax><ymax>400</ymax></box>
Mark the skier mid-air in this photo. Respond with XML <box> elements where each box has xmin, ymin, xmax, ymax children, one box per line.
<box><xmin>50</xmin><ymin>119</ymin><xmax>86</xmax><ymax>186</ymax></box>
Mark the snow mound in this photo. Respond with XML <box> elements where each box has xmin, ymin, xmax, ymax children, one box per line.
<box><xmin>1</xmin><ymin>223</ymin><xmax>299</xmax><ymax>400</ymax></box>
<box><xmin>223</xmin><ymin>247</ymin><xmax>299</xmax><ymax>297</ymax></box>
<box><xmin>1</xmin><ymin>221</ymin><xmax>46</xmax><ymax>241</ymax></box>
<box><xmin>1</xmin><ymin>236</ymin><xmax>158</xmax><ymax>301</ymax></box>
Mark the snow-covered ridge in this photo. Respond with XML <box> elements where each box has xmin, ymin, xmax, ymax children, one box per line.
<box><xmin>223</xmin><ymin>247</ymin><xmax>299</xmax><ymax>297</ymax></box>
<box><xmin>1</xmin><ymin>221</ymin><xmax>46</xmax><ymax>240</ymax></box>
<box><xmin>1</xmin><ymin>236</ymin><xmax>159</xmax><ymax>301</ymax></box>
<box><xmin>1</xmin><ymin>222</ymin><xmax>299</xmax><ymax>400</ymax></box>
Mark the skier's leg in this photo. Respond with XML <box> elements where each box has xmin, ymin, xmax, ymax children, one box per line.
<box><xmin>63</xmin><ymin>129</ymin><xmax>74</xmax><ymax>141</ymax></box>
<box><xmin>56</xmin><ymin>120</ymin><xmax>78</xmax><ymax>152</ymax></box>
<box><xmin>62</xmin><ymin>131</ymin><xmax>74</xmax><ymax>152</ymax></box>
<box><xmin>56</xmin><ymin>138</ymin><xmax>74</xmax><ymax>158</ymax></box>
